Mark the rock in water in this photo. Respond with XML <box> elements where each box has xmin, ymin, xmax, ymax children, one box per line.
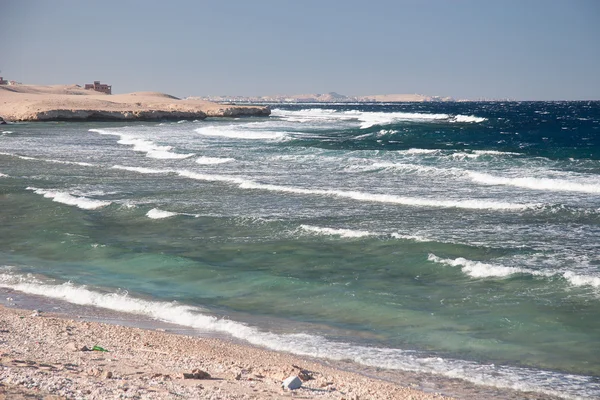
<box><xmin>282</xmin><ymin>375</ymin><xmax>302</xmax><ymax>390</ymax></box>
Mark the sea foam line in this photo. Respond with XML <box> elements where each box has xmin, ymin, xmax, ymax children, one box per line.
<box><xmin>112</xmin><ymin>165</ymin><xmax>536</xmax><ymax>211</ymax></box>
<box><xmin>467</xmin><ymin>171</ymin><xmax>600</xmax><ymax>194</ymax></box>
<box><xmin>271</xmin><ymin>108</ymin><xmax>487</xmax><ymax>129</ymax></box>
<box><xmin>428</xmin><ymin>254</ymin><xmax>600</xmax><ymax>288</ymax></box>
<box><xmin>194</xmin><ymin>126</ymin><xmax>287</xmax><ymax>140</ymax></box>
<box><xmin>26</xmin><ymin>187</ymin><xmax>112</xmax><ymax>210</ymax></box>
<box><xmin>196</xmin><ymin>156</ymin><xmax>235</xmax><ymax>165</ymax></box>
<box><xmin>89</xmin><ymin>128</ymin><xmax>195</xmax><ymax>159</ymax></box>
<box><xmin>0</xmin><ymin>152</ymin><xmax>94</xmax><ymax>167</ymax></box>
<box><xmin>299</xmin><ymin>225</ymin><xmax>431</xmax><ymax>242</ymax></box>
<box><xmin>0</xmin><ymin>272</ymin><xmax>596</xmax><ymax>399</ymax></box>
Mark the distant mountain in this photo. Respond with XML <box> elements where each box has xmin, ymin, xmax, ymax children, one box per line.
<box><xmin>191</xmin><ymin>91</ymin><xmax>456</xmax><ymax>103</ymax></box>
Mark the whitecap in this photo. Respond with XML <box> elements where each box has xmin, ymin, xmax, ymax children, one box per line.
<box><xmin>428</xmin><ymin>254</ymin><xmax>600</xmax><ymax>289</ymax></box>
<box><xmin>90</xmin><ymin>129</ymin><xmax>194</xmax><ymax>159</ymax></box>
<box><xmin>467</xmin><ymin>171</ymin><xmax>600</xmax><ymax>194</ymax></box>
<box><xmin>194</xmin><ymin>126</ymin><xmax>286</xmax><ymax>140</ymax></box>
<box><xmin>26</xmin><ymin>187</ymin><xmax>111</xmax><ymax>210</ymax></box>
<box><xmin>450</xmin><ymin>115</ymin><xmax>487</xmax><ymax>123</ymax></box>
<box><xmin>196</xmin><ymin>156</ymin><xmax>235</xmax><ymax>165</ymax></box>
<box><xmin>112</xmin><ymin>165</ymin><xmax>167</xmax><ymax>174</ymax></box>
<box><xmin>147</xmin><ymin>208</ymin><xmax>178</xmax><ymax>219</ymax></box>
<box><xmin>299</xmin><ymin>225</ymin><xmax>374</xmax><ymax>238</ymax></box>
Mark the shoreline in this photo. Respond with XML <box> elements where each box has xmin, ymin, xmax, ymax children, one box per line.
<box><xmin>0</xmin><ymin>85</ymin><xmax>270</xmax><ymax>122</ymax></box>
<box><xmin>0</xmin><ymin>292</ymin><xmax>450</xmax><ymax>400</ymax></box>
<box><xmin>0</xmin><ymin>288</ymin><xmax>562</xmax><ymax>400</ymax></box>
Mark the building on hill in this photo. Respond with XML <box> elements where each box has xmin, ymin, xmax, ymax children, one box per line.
<box><xmin>84</xmin><ymin>81</ymin><xmax>112</xmax><ymax>94</ymax></box>
<box><xmin>0</xmin><ymin>77</ymin><xmax>7</xmax><ymax>85</ymax></box>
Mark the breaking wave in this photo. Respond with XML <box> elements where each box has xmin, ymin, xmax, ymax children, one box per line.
<box><xmin>428</xmin><ymin>254</ymin><xmax>600</xmax><ymax>288</ymax></box>
<box><xmin>467</xmin><ymin>171</ymin><xmax>600</xmax><ymax>194</ymax></box>
<box><xmin>299</xmin><ymin>225</ymin><xmax>431</xmax><ymax>242</ymax></box>
<box><xmin>194</xmin><ymin>126</ymin><xmax>287</xmax><ymax>140</ymax></box>
<box><xmin>26</xmin><ymin>187</ymin><xmax>111</xmax><ymax>210</ymax></box>
<box><xmin>271</xmin><ymin>108</ymin><xmax>486</xmax><ymax>129</ymax></box>
<box><xmin>196</xmin><ymin>156</ymin><xmax>235</xmax><ymax>165</ymax></box>
<box><xmin>89</xmin><ymin>129</ymin><xmax>194</xmax><ymax>159</ymax></box>
<box><xmin>113</xmin><ymin>166</ymin><xmax>536</xmax><ymax>211</ymax></box>
<box><xmin>0</xmin><ymin>272</ymin><xmax>596</xmax><ymax>399</ymax></box>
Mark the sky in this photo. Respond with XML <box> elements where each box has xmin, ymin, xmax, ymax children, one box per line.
<box><xmin>1</xmin><ymin>0</ymin><xmax>599</xmax><ymax>100</ymax></box>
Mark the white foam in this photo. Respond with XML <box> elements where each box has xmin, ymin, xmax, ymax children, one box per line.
<box><xmin>196</xmin><ymin>156</ymin><xmax>235</xmax><ymax>165</ymax></box>
<box><xmin>113</xmin><ymin>166</ymin><xmax>535</xmax><ymax>212</ymax></box>
<box><xmin>467</xmin><ymin>171</ymin><xmax>600</xmax><ymax>194</ymax></box>
<box><xmin>428</xmin><ymin>254</ymin><xmax>600</xmax><ymax>288</ymax></box>
<box><xmin>299</xmin><ymin>225</ymin><xmax>374</xmax><ymax>238</ymax></box>
<box><xmin>194</xmin><ymin>126</ymin><xmax>286</xmax><ymax>140</ymax></box>
<box><xmin>146</xmin><ymin>208</ymin><xmax>178</xmax><ymax>219</ymax></box>
<box><xmin>2</xmin><ymin>131</ymin><xmax>14</xmax><ymax>134</ymax></box>
<box><xmin>428</xmin><ymin>254</ymin><xmax>539</xmax><ymax>278</ymax></box>
<box><xmin>0</xmin><ymin>273</ymin><xmax>595</xmax><ymax>399</ymax></box>
<box><xmin>238</xmin><ymin>180</ymin><xmax>532</xmax><ymax>210</ymax></box>
<box><xmin>451</xmin><ymin>115</ymin><xmax>487</xmax><ymax>123</ymax></box>
<box><xmin>0</xmin><ymin>172</ymin><xmax>8</xmax><ymax>178</ymax></box>
<box><xmin>0</xmin><ymin>152</ymin><xmax>93</xmax><ymax>166</ymax></box>
<box><xmin>400</xmin><ymin>148</ymin><xmax>440</xmax><ymax>155</ymax></box>
<box><xmin>272</xmin><ymin>108</ymin><xmax>486</xmax><ymax>129</ymax></box>
<box><xmin>562</xmin><ymin>271</ymin><xmax>600</xmax><ymax>288</ymax></box>
<box><xmin>299</xmin><ymin>225</ymin><xmax>432</xmax><ymax>242</ymax></box>
<box><xmin>26</xmin><ymin>187</ymin><xmax>111</xmax><ymax>210</ymax></box>
<box><xmin>90</xmin><ymin>129</ymin><xmax>194</xmax><ymax>159</ymax></box>
<box><xmin>111</xmin><ymin>165</ymin><xmax>168</xmax><ymax>174</ymax></box>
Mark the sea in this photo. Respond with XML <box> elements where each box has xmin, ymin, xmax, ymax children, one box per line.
<box><xmin>1</xmin><ymin>101</ymin><xmax>599</xmax><ymax>399</ymax></box>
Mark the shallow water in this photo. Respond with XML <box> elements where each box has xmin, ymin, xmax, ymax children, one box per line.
<box><xmin>1</xmin><ymin>102</ymin><xmax>599</xmax><ymax>398</ymax></box>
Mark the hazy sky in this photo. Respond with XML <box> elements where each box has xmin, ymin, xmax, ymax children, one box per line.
<box><xmin>1</xmin><ymin>0</ymin><xmax>599</xmax><ymax>100</ymax></box>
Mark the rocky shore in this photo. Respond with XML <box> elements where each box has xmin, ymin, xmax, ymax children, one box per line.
<box><xmin>0</xmin><ymin>85</ymin><xmax>270</xmax><ymax>122</ymax></box>
<box><xmin>0</xmin><ymin>305</ymin><xmax>451</xmax><ymax>400</ymax></box>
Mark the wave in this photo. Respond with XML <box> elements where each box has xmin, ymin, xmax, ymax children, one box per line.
<box><xmin>299</xmin><ymin>225</ymin><xmax>375</xmax><ymax>238</ymax></box>
<box><xmin>450</xmin><ymin>115</ymin><xmax>487</xmax><ymax>123</ymax></box>
<box><xmin>194</xmin><ymin>126</ymin><xmax>286</xmax><ymax>140</ymax></box>
<box><xmin>146</xmin><ymin>208</ymin><xmax>178</xmax><ymax>219</ymax></box>
<box><xmin>428</xmin><ymin>254</ymin><xmax>600</xmax><ymax>288</ymax></box>
<box><xmin>111</xmin><ymin>165</ymin><xmax>166</xmax><ymax>174</ymax></box>
<box><xmin>89</xmin><ymin>129</ymin><xmax>194</xmax><ymax>159</ymax></box>
<box><xmin>0</xmin><ymin>272</ymin><xmax>596</xmax><ymax>399</ymax></box>
<box><xmin>236</xmin><ymin>181</ymin><xmax>532</xmax><ymax>211</ymax></box>
<box><xmin>0</xmin><ymin>152</ymin><xmax>94</xmax><ymax>166</ymax></box>
<box><xmin>271</xmin><ymin>108</ymin><xmax>487</xmax><ymax>129</ymax></box>
<box><xmin>196</xmin><ymin>156</ymin><xmax>235</xmax><ymax>165</ymax></box>
<box><xmin>26</xmin><ymin>187</ymin><xmax>112</xmax><ymax>210</ymax></box>
<box><xmin>467</xmin><ymin>171</ymin><xmax>600</xmax><ymax>194</ymax></box>
<box><xmin>0</xmin><ymin>172</ymin><xmax>8</xmax><ymax>178</ymax></box>
<box><xmin>299</xmin><ymin>224</ymin><xmax>431</xmax><ymax>242</ymax></box>
<box><xmin>114</xmin><ymin>166</ymin><xmax>536</xmax><ymax>211</ymax></box>
<box><xmin>146</xmin><ymin>208</ymin><xmax>199</xmax><ymax>219</ymax></box>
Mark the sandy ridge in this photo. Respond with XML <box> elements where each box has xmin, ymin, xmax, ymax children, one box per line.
<box><xmin>0</xmin><ymin>85</ymin><xmax>270</xmax><ymax>122</ymax></box>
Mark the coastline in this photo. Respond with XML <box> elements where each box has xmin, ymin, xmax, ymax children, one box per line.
<box><xmin>0</xmin><ymin>288</ymin><xmax>564</xmax><ymax>400</ymax></box>
<box><xmin>0</xmin><ymin>292</ymin><xmax>451</xmax><ymax>400</ymax></box>
<box><xmin>0</xmin><ymin>85</ymin><xmax>270</xmax><ymax>122</ymax></box>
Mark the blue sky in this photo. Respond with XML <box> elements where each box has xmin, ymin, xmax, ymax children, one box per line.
<box><xmin>1</xmin><ymin>0</ymin><xmax>599</xmax><ymax>100</ymax></box>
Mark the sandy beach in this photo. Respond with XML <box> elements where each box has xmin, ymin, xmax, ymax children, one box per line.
<box><xmin>0</xmin><ymin>301</ymin><xmax>454</xmax><ymax>400</ymax></box>
<box><xmin>0</xmin><ymin>85</ymin><xmax>270</xmax><ymax>122</ymax></box>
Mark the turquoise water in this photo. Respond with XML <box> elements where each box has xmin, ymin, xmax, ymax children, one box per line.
<box><xmin>1</xmin><ymin>102</ymin><xmax>599</xmax><ymax>398</ymax></box>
